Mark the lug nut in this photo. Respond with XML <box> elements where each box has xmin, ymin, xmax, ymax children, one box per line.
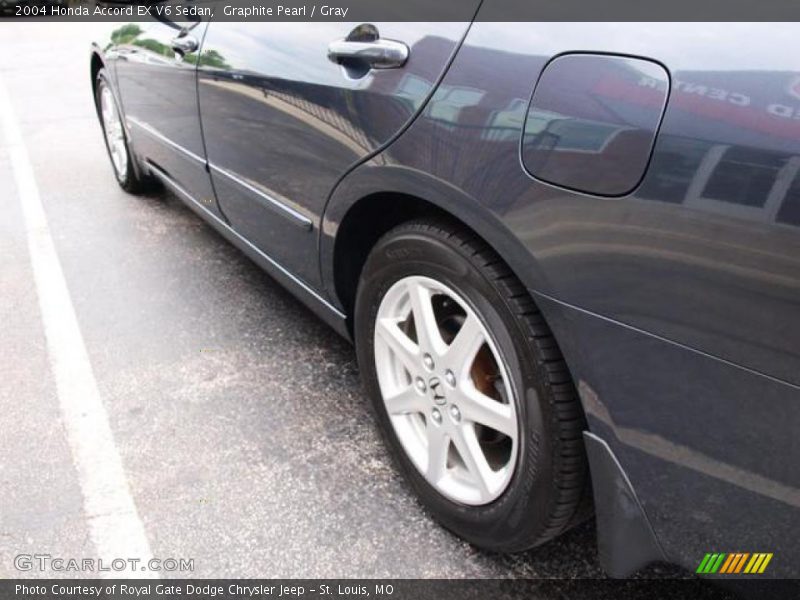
<box><xmin>431</xmin><ymin>408</ymin><xmax>442</xmax><ymax>425</ymax></box>
<box><xmin>445</xmin><ymin>370</ymin><xmax>456</xmax><ymax>387</ymax></box>
<box><xmin>449</xmin><ymin>405</ymin><xmax>461</xmax><ymax>422</ymax></box>
<box><xmin>415</xmin><ymin>377</ymin><xmax>427</xmax><ymax>393</ymax></box>
<box><xmin>423</xmin><ymin>353</ymin><xmax>435</xmax><ymax>371</ymax></box>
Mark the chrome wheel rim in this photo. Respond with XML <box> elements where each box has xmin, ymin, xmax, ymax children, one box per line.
<box><xmin>374</xmin><ymin>275</ymin><xmax>519</xmax><ymax>505</ymax></box>
<box><xmin>100</xmin><ymin>85</ymin><xmax>128</xmax><ymax>181</ymax></box>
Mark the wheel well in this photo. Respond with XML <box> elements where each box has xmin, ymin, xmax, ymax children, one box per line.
<box><xmin>90</xmin><ymin>52</ymin><xmax>104</xmax><ymax>96</ymax></box>
<box><xmin>333</xmin><ymin>193</ymin><xmax>483</xmax><ymax>329</ymax></box>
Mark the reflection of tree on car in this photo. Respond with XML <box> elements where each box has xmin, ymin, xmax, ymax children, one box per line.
<box><xmin>108</xmin><ymin>23</ymin><xmax>230</xmax><ymax>69</ymax></box>
<box><xmin>109</xmin><ymin>23</ymin><xmax>142</xmax><ymax>46</ymax></box>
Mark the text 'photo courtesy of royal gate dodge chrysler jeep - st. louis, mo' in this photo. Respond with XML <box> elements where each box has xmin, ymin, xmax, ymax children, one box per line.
<box><xmin>90</xmin><ymin>5</ymin><xmax>799</xmax><ymax>581</ymax></box>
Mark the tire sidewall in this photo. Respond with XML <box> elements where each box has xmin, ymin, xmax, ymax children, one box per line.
<box><xmin>355</xmin><ymin>227</ymin><xmax>560</xmax><ymax>549</ymax></box>
<box><xmin>95</xmin><ymin>71</ymin><xmax>137</xmax><ymax>189</ymax></box>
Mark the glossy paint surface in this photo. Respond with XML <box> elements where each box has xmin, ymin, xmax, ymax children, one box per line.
<box><xmin>331</xmin><ymin>20</ymin><xmax>800</xmax><ymax>575</ymax></box>
<box><xmin>196</xmin><ymin>18</ymin><xmax>478</xmax><ymax>286</ymax></box>
<box><xmin>523</xmin><ymin>53</ymin><xmax>669</xmax><ymax>196</ymax></box>
<box><xmin>95</xmin><ymin>16</ymin><xmax>800</xmax><ymax>577</ymax></box>
<box><xmin>358</xmin><ymin>22</ymin><xmax>800</xmax><ymax>386</ymax></box>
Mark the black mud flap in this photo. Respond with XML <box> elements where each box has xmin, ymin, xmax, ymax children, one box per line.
<box><xmin>583</xmin><ymin>431</ymin><xmax>666</xmax><ymax>578</ymax></box>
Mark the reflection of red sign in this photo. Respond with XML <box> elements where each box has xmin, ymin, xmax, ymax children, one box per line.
<box><xmin>788</xmin><ymin>76</ymin><xmax>800</xmax><ymax>102</ymax></box>
<box><xmin>592</xmin><ymin>73</ymin><xmax>800</xmax><ymax>144</ymax></box>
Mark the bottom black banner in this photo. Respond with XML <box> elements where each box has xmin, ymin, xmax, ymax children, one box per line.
<box><xmin>2</xmin><ymin>579</ymin><xmax>798</xmax><ymax>600</ymax></box>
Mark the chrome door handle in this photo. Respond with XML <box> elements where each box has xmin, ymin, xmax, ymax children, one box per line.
<box><xmin>171</xmin><ymin>32</ymin><xmax>199</xmax><ymax>57</ymax></box>
<box><xmin>327</xmin><ymin>38</ymin><xmax>409</xmax><ymax>69</ymax></box>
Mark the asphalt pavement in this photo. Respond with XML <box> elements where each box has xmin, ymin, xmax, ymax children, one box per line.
<box><xmin>0</xmin><ymin>23</ymin><xmax>696</xmax><ymax>585</ymax></box>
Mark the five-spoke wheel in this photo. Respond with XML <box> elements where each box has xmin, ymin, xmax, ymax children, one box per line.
<box><xmin>374</xmin><ymin>275</ymin><xmax>517</xmax><ymax>505</ymax></box>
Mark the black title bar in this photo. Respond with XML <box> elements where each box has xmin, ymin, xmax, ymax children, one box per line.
<box><xmin>3</xmin><ymin>0</ymin><xmax>800</xmax><ymax>22</ymax></box>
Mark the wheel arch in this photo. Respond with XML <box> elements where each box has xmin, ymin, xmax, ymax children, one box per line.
<box><xmin>90</xmin><ymin>49</ymin><xmax>104</xmax><ymax>89</ymax></box>
<box><xmin>90</xmin><ymin>49</ymin><xmax>117</xmax><ymax>121</ymax></box>
<box><xmin>321</xmin><ymin>164</ymin><xmax>553</xmax><ymax>337</ymax></box>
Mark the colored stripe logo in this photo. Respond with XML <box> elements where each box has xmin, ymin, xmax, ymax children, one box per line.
<box><xmin>696</xmin><ymin>553</ymin><xmax>773</xmax><ymax>574</ymax></box>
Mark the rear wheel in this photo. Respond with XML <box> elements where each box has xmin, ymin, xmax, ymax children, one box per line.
<box><xmin>355</xmin><ymin>219</ymin><xmax>590</xmax><ymax>551</ymax></box>
<box><xmin>95</xmin><ymin>69</ymin><xmax>152</xmax><ymax>194</ymax></box>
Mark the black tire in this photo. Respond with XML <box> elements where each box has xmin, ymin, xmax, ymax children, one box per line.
<box><xmin>354</xmin><ymin>219</ymin><xmax>590</xmax><ymax>551</ymax></box>
<box><xmin>95</xmin><ymin>69</ymin><xmax>154</xmax><ymax>195</ymax></box>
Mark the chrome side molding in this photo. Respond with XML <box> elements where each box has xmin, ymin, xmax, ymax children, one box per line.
<box><xmin>145</xmin><ymin>160</ymin><xmax>346</xmax><ymax>322</ymax></box>
<box><xmin>208</xmin><ymin>162</ymin><xmax>313</xmax><ymax>231</ymax></box>
<box><xmin>128</xmin><ymin>117</ymin><xmax>312</xmax><ymax>230</ymax></box>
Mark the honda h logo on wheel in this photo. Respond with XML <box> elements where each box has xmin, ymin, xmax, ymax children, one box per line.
<box><xmin>429</xmin><ymin>377</ymin><xmax>446</xmax><ymax>406</ymax></box>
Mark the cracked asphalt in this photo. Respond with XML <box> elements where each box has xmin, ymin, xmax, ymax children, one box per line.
<box><xmin>0</xmin><ymin>23</ymin><xmax>714</xmax><ymax>591</ymax></box>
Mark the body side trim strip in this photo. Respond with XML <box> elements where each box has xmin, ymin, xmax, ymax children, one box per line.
<box><xmin>127</xmin><ymin>116</ymin><xmax>206</xmax><ymax>165</ymax></box>
<box><xmin>207</xmin><ymin>162</ymin><xmax>313</xmax><ymax>230</ymax></box>
<box><xmin>127</xmin><ymin>116</ymin><xmax>312</xmax><ymax>230</ymax></box>
<box><xmin>146</xmin><ymin>160</ymin><xmax>345</xmax><ymax>320</ymax></box>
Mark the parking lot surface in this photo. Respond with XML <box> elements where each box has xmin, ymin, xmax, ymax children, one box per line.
<box><xmin>0</xmin><ymin>24</ymin><xmax>696</xmax><ymax>584</ymax></box>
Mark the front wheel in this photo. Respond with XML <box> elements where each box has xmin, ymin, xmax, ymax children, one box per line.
<box><xmin>95</xmin><ymin>69</ymin><xmax>153</xmax><ymax>194</ymax></box>
<box><xmin>354</xmin><ymin>219</ymin><xmax>590</xmax><ymax>551</ymax></box>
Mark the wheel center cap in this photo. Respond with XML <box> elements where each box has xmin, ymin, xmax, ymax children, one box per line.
<box><xmin>429</xmin><ymin>377</ymin><xmax>447</xmax><ymax>406</ymax></box>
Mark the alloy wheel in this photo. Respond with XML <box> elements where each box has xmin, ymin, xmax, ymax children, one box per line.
<box><xmin>100</xmin><ymin>85</ymin><xmax>128</xmax><ymax>181</ymax></box>
<box><xmin>373</xmin><ymin>275</ymin><xmax>519</xmax><ymax>505</ymax></box>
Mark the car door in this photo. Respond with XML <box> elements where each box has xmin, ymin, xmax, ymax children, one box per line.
<box><xmin>110</xmin><ymin>15</ymin><xmax>221</xmax><ymax>218</ymax></box>
<box><xmin>197</xmin><ymin>11</ymin><xmax>480</xmax><ymax>288</ymax></box>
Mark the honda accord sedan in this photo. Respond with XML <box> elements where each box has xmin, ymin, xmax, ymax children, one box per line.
<box><xmin>91</xmin><ymin>12</ymin><xmax>799</xmax><ymax>578</ymax></box>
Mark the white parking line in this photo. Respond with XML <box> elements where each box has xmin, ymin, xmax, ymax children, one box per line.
<box><xmin>0</xmin><ymin>75</ymin><xmax>157</xmax><ymax>579</ymax></box>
